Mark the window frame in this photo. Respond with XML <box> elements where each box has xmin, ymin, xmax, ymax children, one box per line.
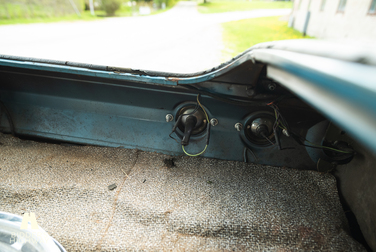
<box><xmin>337</xmin><ymin>0</ymin><xmax>347</xmax><ymax>13</ymax></box>
<box><xmin>368</xmin><ymin>0</ymin><xmax>376</xmax><ymax>15</ymax></box>
<box><xmin>320</xmin><ymin>0</ymin><xmax>327</xmax><ymax>11</ymax></box>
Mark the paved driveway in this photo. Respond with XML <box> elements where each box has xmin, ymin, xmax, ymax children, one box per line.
<box><xmin>0</xmin><ymin>2</ymin><xmax>290</xmax><ymax>73</ymax></box>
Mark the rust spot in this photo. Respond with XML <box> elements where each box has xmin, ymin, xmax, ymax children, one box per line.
<box><xmin>166</xmin><ymin>77</ymin><xmax>181</xmax><ymax>83</ymax></box>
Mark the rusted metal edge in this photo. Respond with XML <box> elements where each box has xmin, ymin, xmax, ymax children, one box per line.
<box><xmin>0</xmin><ymin>52</ymin><xmax>253</xmax><ymax>86</ymax></box>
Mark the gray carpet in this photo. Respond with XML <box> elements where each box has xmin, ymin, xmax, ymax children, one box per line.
<box><xmin>0</xmin><ymin>133</ymin><xmax>365</xmax><ymax>251</ymax></box>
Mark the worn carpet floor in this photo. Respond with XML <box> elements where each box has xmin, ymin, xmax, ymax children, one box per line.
<box><xmin>0</xmin><ymin>133</ymin><xmax>365</xmax><ymax>251</ymax></box>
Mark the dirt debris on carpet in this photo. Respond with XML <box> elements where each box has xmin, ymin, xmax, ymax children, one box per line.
<box><xmin>0</xmin><ymin>133</ymin><xmax>365</xmax><ymax>251</ymax></box>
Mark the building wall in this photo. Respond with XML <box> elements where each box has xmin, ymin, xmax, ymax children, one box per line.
<box><xmin>291</xmin><ymin>0</ymin><xmax>376</xmax><ymax>42</ymax></box>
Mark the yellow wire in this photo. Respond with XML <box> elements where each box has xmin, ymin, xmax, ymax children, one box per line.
<box><xmin>274</xmin><ymin>109</ymin><xmax>286</xmax><ymax>130</ymax></box>
<box><xmin>197</xmin><ymin>94</ymin><xmax>209</xmax><ymax>122</ymax></box>
<box><xmin>181</xmin><ymin>94</ymin><xmax>209</xmax><ymax>157</ymax></box>
<box><xmin>304</xmin><ymin>140</ymin><xmax>353</xmax><ymax>154</ymax></box>
<box><xmin>182</xmin><ymin>144</ymin><xmax>208</xmax><ymax>157</ymax></box>
<box><xmin>272</xmin><ymin>105</ymin><xmax>352</xmax><ymax>154</ymax></box>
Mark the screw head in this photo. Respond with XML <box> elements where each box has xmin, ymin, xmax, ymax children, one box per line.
<box><xmin>246</xmin><ymin>86</ymin><xmax>256</xmax><ymax>97</ymax></box>
<box><xmin>165</xmin><ymin>114</ymin><xmax>173</xmax><ymax>122</ymax></box>
<box><xmin>268</xmin><ymin>83</ymin><xmax>277</xmax><ymax>91</ymax></box>
<box><xmin>210</xmin><ymin>118</ymin><xmax>218</xmax><ymax>127</ymax></box>
<box><xmin>235</xmin><ymin>123</ymin><xmax>243</xmax><ymax>131</ymax></box>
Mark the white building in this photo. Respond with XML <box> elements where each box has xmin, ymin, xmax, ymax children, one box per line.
<box><xmin>290</xmin><ymin>0</ymin><xmax>376</xmax><ymax>43</ymax></box>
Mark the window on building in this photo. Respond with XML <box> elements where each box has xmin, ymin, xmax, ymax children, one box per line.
<box><xmin>320</xmin><ymin>0</ymin><xmax>327</xmax><ymax>11</ymax></box>
<box><xmin>337</xmin><ymin>0</ymin><xmax>347</xmax><ymax>12</ymax></box>
<box><xmin>369</xmin><ymin>0</ymin><xmax>376</xmax><ymax>14</ymax></box>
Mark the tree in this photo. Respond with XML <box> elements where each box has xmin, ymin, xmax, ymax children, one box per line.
<box><xmin>102</xmin><ymin>0</ymin><xmax>122</xmax><ymax>16</ymax></box>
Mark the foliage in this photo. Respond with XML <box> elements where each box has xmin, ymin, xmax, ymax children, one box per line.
<box><xmin>221</xmin><ymin>16</ymin><xmax>312</xmax><ymax>61</ymax></box>
<box><xmin>101</xmin><ymin>0</ymin><xmax>122</xmax><ymax>16</ymax></box>
<box><xmin>0</xmin><ymin>10</ymin><xmax>103</xmax><ymax>25</ymax></box>
<box><xmin>198</xmin><ymin>0</ymin><xmax>292</xmax><ymax>14</ymax></box>
<box><xmin>153</xmin><ymin>0</ymin><xmax>177</xmax><ymax>8</ymax></box>
<box><xmin>166</xmin><ymin>0</ymin><xmax>177</xmax><ymax>7</ymax></box>
<box><xmin>0</xmin><ymin>0</ymin><xmax>85</xmax><ymax>19</ymax></box>
<box><xmin>0</xmin><ymin>0</ymin><xmax>176</xmax><ymax>25</ymax></box>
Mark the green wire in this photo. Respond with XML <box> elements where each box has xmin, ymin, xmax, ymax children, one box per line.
<box><xmin>304</xmin><ymin>140</ymin><xmax>353</xmax><ymax>154</ymax></box>
<box><xmin>181</xmin><ymin>94</ymin><xmax>210</xmax><ymax>157</ymax></box>
<box><xmin>182</xmin><ymin>144</ymin><xmax>208</xmax><ymax>157</ymax></box>
<box><xmin>271</xmin><ymin>105</ymin><xmax>353</xmax><ymax>154</ymax></box>
<box><xmin>197</xmin><ymin>94</ymin><xmax>209</xmax><ymax>122</ymax></box>
<box><xmin>274</xmin><ymin>108</ymin><xmax>286</xmax><ymax>130</ymax></box>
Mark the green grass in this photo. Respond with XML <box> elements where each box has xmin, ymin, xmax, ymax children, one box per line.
<box><xmin>0</xmin><ymin>2</ymin><xmax>176</xmax><ymax>25</ymax></box>
<box><xmin>0</xmin><ymin>11</ymin><xmax>103</xmax><ymax>25</ymax></box>
<box><xmin>221</xmin><ymin>16</ymin><xmax>312</xmax><ymax>60</ymax></box>
<box><xmin>150</xmin><ymin>5</ymin><xmax>175</xmax><ymax>15</ymax></box>
<box><xmin>198</xmin><ymin>0</ymin><xmax>292</xmax><ymax>14</ymax></box>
